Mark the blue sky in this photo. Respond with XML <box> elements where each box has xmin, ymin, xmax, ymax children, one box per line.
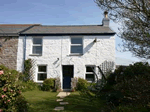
<box><xmin>0</xmin><ymin>0</ymin><xmax>146</xmax><ymax>63</ymax></box>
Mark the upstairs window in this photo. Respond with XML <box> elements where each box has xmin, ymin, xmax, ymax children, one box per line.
<box><xmin>32</xmin><ymin>37</ymin><xmax>42</xmax><ymax>55</ymax></box>
<box><xmin>85</xmin><ymin>66</ymin><xmax>95</xmax><ymax>82</ymax></box>
<box><xmin>37</xmin><ymin>65</ymin><xmax>47</xmax><ymax>81</ymax></box>
<box><xmin>70</xmin><ymin>37</ymin><xmax>83</xmax><ymax>54</ymax></box>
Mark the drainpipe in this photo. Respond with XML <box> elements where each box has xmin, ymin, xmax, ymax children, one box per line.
<box><xmin>23</xmin><ymin>35</ymin><xmax>27</xmax><ymax>71</ymax></box>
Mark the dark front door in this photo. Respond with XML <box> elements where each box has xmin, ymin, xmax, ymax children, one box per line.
<box><xmin>63</xmin><ymin>65</ymin><xmax>73</xmax><ymax>89</ymax></box>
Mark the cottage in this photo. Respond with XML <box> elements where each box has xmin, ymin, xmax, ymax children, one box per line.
<box><xmin>0</xmin><ymin>12</ymin><xmax>115</xmax><ymax>90</ymax></box>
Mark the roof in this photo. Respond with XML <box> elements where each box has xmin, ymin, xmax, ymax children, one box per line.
<box><xmin>21</xmin><ymin>25</ymin><xmax>115</xmax><ymax>35</ymax></box>
<box><xmin>0</xmin><ymin>24</ymin><xmax>115</xmax><ymax>36</ymax></box>
<box><xmin>0</xmin><ymin>24</ymin><xmax>40</xmax><ymax>36</ymax></box>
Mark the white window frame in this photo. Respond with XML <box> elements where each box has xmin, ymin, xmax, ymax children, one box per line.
<box><xmin>37</xmin><ymin>65</ymin><xmax>47</xmax><ymax>82</ymax></box>
<box><xmin>85</xmin><ymin>65</ymin><xmax>95</xmax><ymax>83</ymax></box>
<box><xmin>70</xmin><ymin>37</ymin><xmax>83</xmax><ymax>55</ymax></box>
<box><xmin>32</xmin><ymin>37</ymin><xmax>43</xmax><ymax>55</ymax></box>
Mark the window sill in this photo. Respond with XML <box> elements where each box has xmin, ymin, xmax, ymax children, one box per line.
<box><xmin>69</xmin><ymin>53</ymin><xmax>83</xmax><ymax>56</ymax></box>
<box><xmin>29</xmin><ymin>54</ymin><xmax>42</xmax><ymax>56</ymax></box>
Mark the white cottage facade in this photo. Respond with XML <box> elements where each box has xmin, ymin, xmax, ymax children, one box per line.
<box><xmin>0</xmin><ymin>13</ymin><xmax>115</xmax><ymax>90</ymax></box>
<box><xmin>17</xmin><ymin>34</ymin><xmax>115</xmax><ymax>89</ymax></box>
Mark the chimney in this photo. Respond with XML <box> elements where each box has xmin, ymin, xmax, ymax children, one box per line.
<box><xmin>102</xmin><ymin>11</ymin><xmax>109</xmax><ymax>27</ymax></box>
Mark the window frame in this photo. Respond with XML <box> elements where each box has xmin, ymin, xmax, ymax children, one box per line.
<box><xmin>32</xmin><ymin>37</ymin><xmax>43</xmax><ymax>55</ymax></box>
<box><xmin>85</xmin><ymin>65</ymin><xmax>95</xmax><ymax>83</ymax></box>
<box><xmin>37</xmin><ymin>65</ymin><xmax>47</xmax><ymax>82</ymax></box>
<box><xmin>70</xmin><ymin>37</ymin><xmax>83</xmax><ymax>55</ymax></box>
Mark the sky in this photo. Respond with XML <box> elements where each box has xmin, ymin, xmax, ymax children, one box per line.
<box><xmin>0</xmin><ymin>0</ymin><xmax>148</xmax><ymax>64</ymax></box>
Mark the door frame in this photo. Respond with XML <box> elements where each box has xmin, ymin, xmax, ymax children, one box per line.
<box><xmin>62</xmin><ymin>65</ymin><xmax>74</xmax><ymax>90</ymax></box>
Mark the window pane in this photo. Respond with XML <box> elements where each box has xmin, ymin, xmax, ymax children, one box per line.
<box><xmin>71</xmin><ymin>38</ymin><xmax>82</xmax><ymax>44</ymax></box>
<box><xmin>86</xmin><ymin>66</ymin><xmax>94</xmax><ymax>72</ymax></box>
<box><xmin>38</xmin><ymin>73</ymin><xmax>47</xmax><ymax>81</ymax></box>
<box><xmin>33</xmin><ymin>38</ymin><xmax>42</xmax><ymax>44</ymax></box>
<box><xmin>33</xmin><ymin>46</ymin><xmax>42</xmax><ymax>54</ymax></box>
<box><xmin>86</xmin><ymin>74</ymin><xmax>95</xmax><ymax>82</ymax></box>
<box><xmin>38</xmin><ymin>66</ymin><xmax>46</xmax><ymax>72</ymax></box>
<box><xmin>71</xmin><ymin>46</ymin><xmax>83</xmax><ymax>53</ymax></box>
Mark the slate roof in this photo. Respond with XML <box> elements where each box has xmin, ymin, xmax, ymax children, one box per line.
<box><xmin>21</xmin><ymin>25</ymin><xmax>115</xmax><ymax>35</ymax></box>
<box><xmin>0</xmin><ymin>24</ymin><xmax>115</xmax><ymax>36</ymax></box>
<box><xmin>0</xmin><ymin>24</ymin><xmax>40</xmax><ymax>36</ymax></box>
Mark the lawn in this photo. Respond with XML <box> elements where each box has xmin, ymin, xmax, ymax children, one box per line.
<box><xmin>22</xmin><ymin>90</ymin><xmax>59</xmax><ymax>112</ymax></box>
<box><xmin>23</xmin><ymin>90</ymin><xmax>103</xmax><ymax>112</ymax></box>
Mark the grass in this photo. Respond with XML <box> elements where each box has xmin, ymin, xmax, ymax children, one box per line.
<box><xmin>22</xmin><ymin>89</ymin><xmax>59</xmax><ymax>112</ymax></box>
<box><xmin>23</xmin><ymin>90</ymin><xmax>104</xmax><ymax>112</ymax></box>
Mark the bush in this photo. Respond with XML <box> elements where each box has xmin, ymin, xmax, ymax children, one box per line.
<box><xmin>99</xmin><ymin>62</ymin><xmax>150</xmax><ymax>110</ymax></box>
<box><xmin>76</xmin><ymin>78</ymin><xmax>88</xmax><ymax>91</ymax></box>
<box><xmin>23</xmin><ymin>59</ymin><xmax>33</xmax><ymax>81</ymax></box>
<box><xmin>0</xmin><ymin>65</ymin><xmax>28</xmax><ymax>112</ymax></box>
<box><xmin>21</xmin><ymin>80</ymin><xmax>39</xmax><ymax>92</ymax></box>
<box><xmin>42</xmin><ymin>78</ymin><xmax>55</xmax><ymax>91</ymax></box>
<box><xmin>15</xmin><ymin>95</ymin><xmax>29</xmax><ymax>112</ymax></box>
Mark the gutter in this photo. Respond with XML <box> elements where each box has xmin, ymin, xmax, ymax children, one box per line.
<box><xmin>23</xmin><ymin>35</ymin><xmax>27</xmax><ymax>71</ymax></box>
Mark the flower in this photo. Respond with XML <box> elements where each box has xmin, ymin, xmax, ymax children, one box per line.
<box><xmin>3</xmin><ymin>88</ymin><xmax>7</xmax><ymax>92</ymax></box>
<box><xmin>0</xmin><ymin>109</ymin><xmax>3</xmax><ymax>112</ymax></box>
<box><xmin>0</xmin><ymin>70</ymin><xmax>4</xmax><ymax>75</ymax></box>
<box><xmin>7</xmin><ymin>100</ymin><xmax>10</xmax><ymax>102</ymax></box>
<box><xmin>1</xmin><ymin>95</ymin><xmax>6</xmax><ymax>98</ymax></box>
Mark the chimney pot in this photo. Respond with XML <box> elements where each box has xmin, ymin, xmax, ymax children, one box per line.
<box><xmin>104</xmin><ymin>11</ymin><xmax>108</xmax><ymax>18</ymax></box>
<box><xmin>102</xmin><ymin>11</ymin><xmax>109</xmax><ymax>27</ymax></box>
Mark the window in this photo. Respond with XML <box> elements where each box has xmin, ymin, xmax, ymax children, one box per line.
<box><xmin>70</xmin><ymin>37</ymin><xmax>83</xmax><ymax>54</ymax></box>
<box><xmin>37</xmin><ymin>65</ymin><xmax>47</xmax><ymax>81</ymax></box>
<box><xmin>32</xmin><ymin>37</ymin><xmax>42</xmax><ymax>55</ymax></box>
<box><xmin>85</xmin><ymin>66</ymin><xmax>95</xmax><ymax>82</ymax></box>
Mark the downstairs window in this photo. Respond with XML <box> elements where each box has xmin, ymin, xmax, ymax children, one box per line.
<box><xmin>37</xmin><ymin>65</ymin><xmax>47</xmax><ymax>81</ymax></box>
<box><xmin>85</xmin><ymin>66</ymin><xmax>95</xmax><ymax>82</ymax></box>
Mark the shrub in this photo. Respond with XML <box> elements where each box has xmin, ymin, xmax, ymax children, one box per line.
<box><xmin>42</xmin><ymin>78</ymin><xmax>55</xmax><ymax>91</ymax></box>
<box><xmin>15</xmin><ymin>95</ymin><xmax>29</xmax><ymax>112</ymax></box>
<box><xmin>76</xmin><ymin>78</ymin><xmax>88</xmax><ymax>91</ymax></box>
<box><xmin>23</xmin><ymin>59</ymin><xmax>33</xmax><ymax>81</ymax></box>
<box><xmin>0</xmin><ymin>65</ymin><xmax>28</xmax><ymax>112</ymax></box>
<box><xmin>21</xmin><ymin>80</ymin><xmax>39</xmax><ymax>92</ymax></box>
<box><xmin>100</xmin><ymin>62</ymin><xmax>150</xmax><ymax>110</ymax></box>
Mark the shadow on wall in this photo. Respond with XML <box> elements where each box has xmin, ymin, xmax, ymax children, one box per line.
<box><xmin>83</xmin><ymin>41</ymin><xmax>95</xmax><ymax>54</ymax></box>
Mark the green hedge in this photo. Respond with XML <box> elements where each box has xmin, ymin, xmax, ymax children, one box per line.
<box><xmin>42</xmin><ymin>78</ymin><xmax>55</xmax><ymax>91</ymax></box>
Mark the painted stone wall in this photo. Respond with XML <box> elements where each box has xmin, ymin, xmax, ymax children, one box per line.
<box><xmin>0</xmin><ymin>37</ymin><xmax>18</xmax><ymax>70</ymax></box>
<box><xmin>17</xmin><ymin>35</ymin><xmax>115</xmax><ymax>89</ymax></box>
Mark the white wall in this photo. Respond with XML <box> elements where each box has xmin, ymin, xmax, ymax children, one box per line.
<box><xmin>17</xmin><ymin>35</ymin><xmax>115</xmax><ymax>89</ymax></box>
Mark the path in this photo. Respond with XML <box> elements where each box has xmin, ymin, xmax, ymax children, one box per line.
<box><xmin>54</xmin><ymin>92</ymin><xmax>70</xmax><ymax>111</ymax></box>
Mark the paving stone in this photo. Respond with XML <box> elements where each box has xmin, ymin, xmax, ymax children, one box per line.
<box><xmin>57</xmin><ymin>92</ymin><xmax>70</xmax><ymax>98</ymax></box>
<box><xmin>54</xmin><ymin>106</ymin><xmax>64</xmax><ymax>111</ymax></box>
<box><xmin>56</xmin><ymin>99</ymin><xmax>63</xmax><ymax>102</ymax></box>
<box><xmin>60</xmin><ymin>102</ymin><xmax>69</xmax><ymax>105</ymax></box>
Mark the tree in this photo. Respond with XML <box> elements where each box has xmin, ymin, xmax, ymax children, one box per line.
<box><xmin>95</xmin><ymin>0</ymin><xmax>150</xmax><ymax>59</ymax></box>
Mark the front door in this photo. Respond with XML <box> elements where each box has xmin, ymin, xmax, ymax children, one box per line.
<box><xmin>62</xmin><ymin>65</ymin><xmax>73</xmax><ymax>89</ymax></box>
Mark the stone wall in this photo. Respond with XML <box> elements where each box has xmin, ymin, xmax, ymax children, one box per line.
<box><xmin>0</xmin><ymin>37</ymin><xmax>18</xmax><ymax>70</ymax></box>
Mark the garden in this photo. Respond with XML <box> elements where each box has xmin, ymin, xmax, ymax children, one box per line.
<box><xmin>0</xmin><ymin>61</ymin><xmax>150</xmax><ymax>112</ymax></box>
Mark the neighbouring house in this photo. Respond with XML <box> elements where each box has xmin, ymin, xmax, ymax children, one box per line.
<box><xmin>0</xmin><ymin>24</ymin><xmax>40</xmax><ymax>70</ymax></box>
<box><xmin>0</xmin><ymin>12</ymin><xmax>115</xmax><ymax>90</ymax></box>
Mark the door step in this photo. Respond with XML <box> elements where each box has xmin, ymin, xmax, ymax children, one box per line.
<box><xmin>63</xmin><ymin>89</ymin><xmax>71</xmax><ymax>92</ymax></box>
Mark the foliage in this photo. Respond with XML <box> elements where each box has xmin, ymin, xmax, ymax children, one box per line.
<box><xmin>76</xmin><ymin>78</ymin><xmax>88</xmax><ymax>91</ymax></box>
<box><xmin>23</xmin><ymin>59</ymin><xmax>33</xmax><ymax>81</ymax></box>
<box><xmin>0</xmin><ymin>65</ymin><xmax>28</xmax><ymax>112</ymax></box>
<box><xmin>42</xmin><ymin>78</ymin><xmax>55</xmax><ymax>91</ymax></box>
<box><xmin>95</xmin><ymin>0</ymin><xmax>150</xmax><ymax>59</ymax></box>
<box><xmin>21</xmin><ymin>80</ymin><xmax>39</xmax><ymax>92</ymax></box>
<box><xmin>15</xmin><ymin>95</ymin><xmax>29</xmax><ymax>112</ymax></box>
<box><xmin>97</xmin><ymin>62</ymin><xmax>150</xmax><ymax>111</ymax></box>
<box><xmin>111</xmin><ymin>104</ymin><xmax>149</xmax><ymax>112</ymax></box>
